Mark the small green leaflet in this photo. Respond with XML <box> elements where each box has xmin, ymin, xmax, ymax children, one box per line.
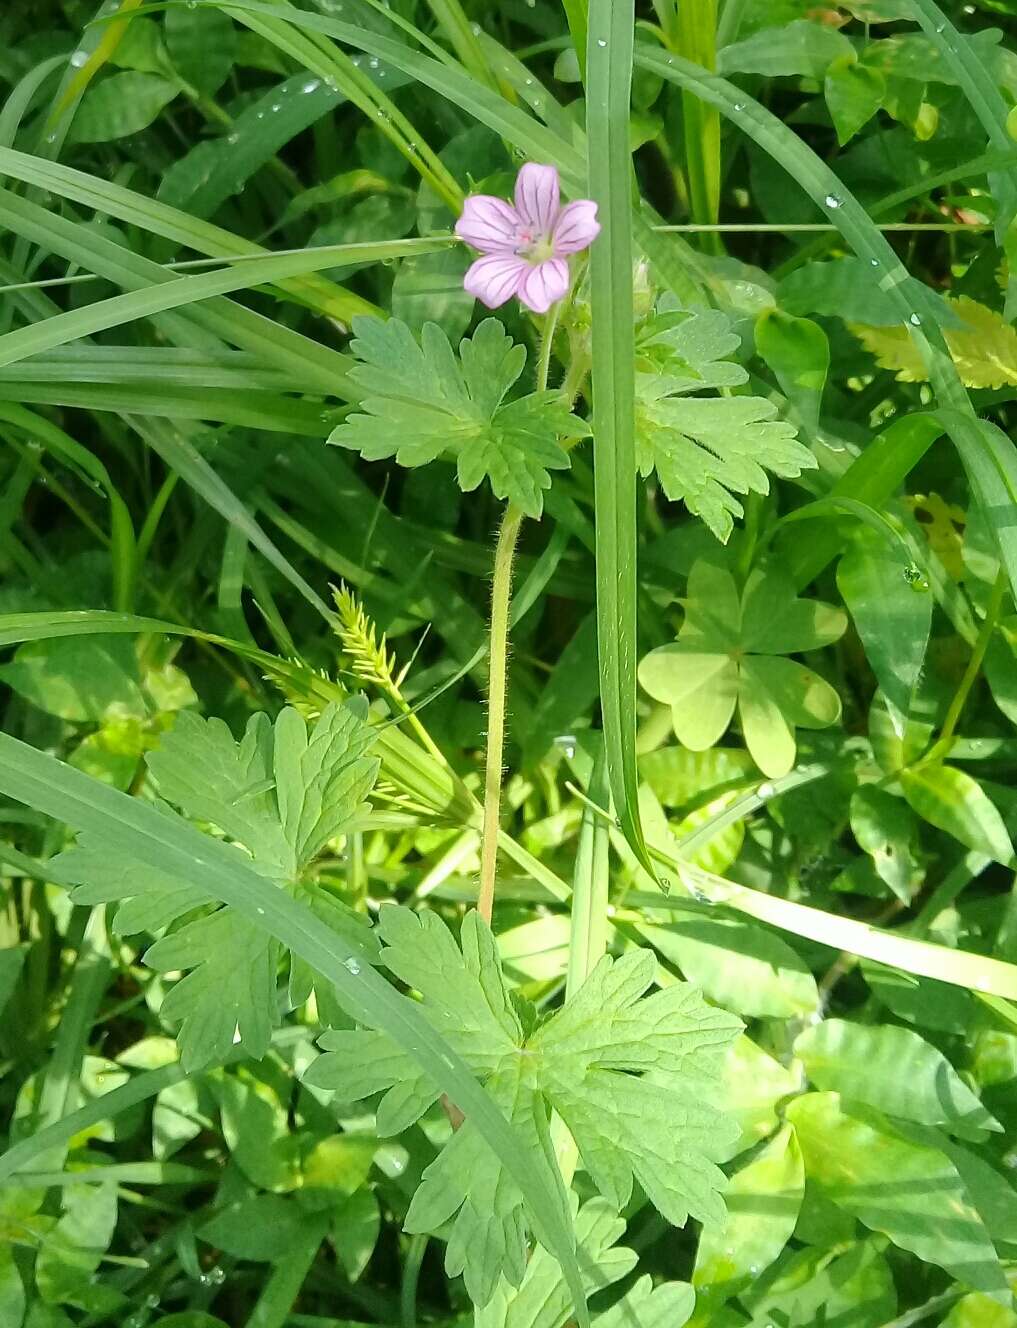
<box><xmin>638</xmin><ymin>559</ymin><xmax>846</xmax><ymax>777</ymax></box>
<box><xmin>305</xmin><ymin>906</ymin><xmax>741</xmax><ymax>1308</ymax></box>
<box><xmin>633</xmin><ymin>305</ymin><xmax>816</xmax><ymax>542</ymax></box>
<box><xmin>328</xmin><ymin>317</ymin><xmax>586</xmax><ymax>518</ymax></box>
<box><xmin>52</xmin><ymin>702</ymin><xmax>381</xmax><ymax>1070</ymax></box>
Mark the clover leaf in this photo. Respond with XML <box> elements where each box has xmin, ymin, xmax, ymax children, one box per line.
<box><xmin>638</xmin><ymin>560</ymin><xmax>847</xmax><ymax>777</ymax></box>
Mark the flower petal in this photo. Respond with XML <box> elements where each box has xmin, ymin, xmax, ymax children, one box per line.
<box><xmin>552</xmin><ymin>199</ymin><xmax>600</xmax><ymax>255</ymax></box>
<box><xmin>455</xmin><ymin>195</ymin><xmax>522</xmax><ymax>254</ymax></box>
<box><xmin>519</xmin><ymin>259</ymin><xmax>570</xmax><ymax>314</ymax></box>
<box><xmin>463</xmin><ymin>255</ymin><xmax>529</xmax><ymax>308</ymax></box>
<box><xmin>514</xmin><ymin>163</ymin><xmax>560</xmax><ymax>235</ymax></box>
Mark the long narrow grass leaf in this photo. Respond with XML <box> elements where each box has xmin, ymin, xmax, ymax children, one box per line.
<box><xmin>587</xmin><ymin>0</ymin><xmax>653</xmax><ymax>877</ymax></box>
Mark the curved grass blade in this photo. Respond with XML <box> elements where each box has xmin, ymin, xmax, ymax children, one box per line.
<box><xmin>219</xmin><ymin>6</ymin><xmax>463</xmax><ymax>212</ymax></box>
<box><xmin>176</xmin><ymin>0</ymin><xmax>587</xmax><ymax>187</ymax></box>
<box><xmin>0</xmin><ymin>234</ymin><xmax>451</xmax><ymax>368</ymax></box>
<box><xmin>0</xmin><ymin>184</ymin><xmax>356</xmax><ymax>393</ymax></box>
<box><xmin>635</xmin><ymin>48</ymin><xmax>1017</xmax><ymax>603</ymax></box>
<box><xmin>636</xmin><ymin>856</ymin><xmax>1017</xmax><ymax>1000</ymax></box>
<box><xmin>587</xmin><ymin>0</ymin><xmax>654</xmax><ymax>879</ymax></box>
<box><xmin>0</xmin><ymin>732</ymin><xmax>587</xmax><ymax>1325</ymax></box>
<box><xmin>0</xmin><ymin>146</ymin><xmax>376</xmax><ymax>324</ymax></box>
<box><xmin>0</xmin><ymin>609</ymin><xmax>473</xmax><ymax>820</ymax></box>
<box><xmin>907</xmin><ymin>1</ymin><xmax>1017</xmax><ymax>239</ymax></box>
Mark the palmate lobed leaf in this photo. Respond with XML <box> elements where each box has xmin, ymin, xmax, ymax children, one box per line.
<box><xmin>633</xmin><ymin>307</ymin><xmax>817</xmax><ymax>542</ymax></box>
<box><xmin>51</xmin><ymin>702</ymin><xmax>381</xmax><ymax>1069</ymax></box>
<box><xmin>328</xmin><ymin>316</ymin><xmax>584</xmax><ymax>517</ymax></box>
<box><xmin>305</xmin><ymin>906</ymin><xmax>741</xmax><ymax>1306</ymax></box>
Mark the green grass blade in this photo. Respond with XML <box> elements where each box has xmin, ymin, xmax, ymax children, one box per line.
<box><xmin>562</xmin><ymin>0</ymin><xmax>589</xmax><ymax>81</ymax></box>
<box><xmin>673</xmin><ymin>0</ymin><xmax>721</xmax><ymax>248</ymax></box>
<box><xmin>424</xmin><ymin>0</ymin><xmax>498</xmax><ymax>90</ymax></box>
<box><xmin>636</xmin><ymin>48</ymin><xmax>1017</xmax><ymax>603</ymax></box>
<box><xmin>587</xmin><ymin>0</ymin><xmax>653</xmax><ymax>878</ymax></box>
<box><xmin>0</xmin><ymin>184</ymin><xmax>356</xmax><ymax>393</ymax></box>
<box><xmin>0</xmin><ymin>145</ymin><xmax>377</xmax><ymax>323</ymax></box>
<box><xmin>0</xmin><ymin>378</ymin><xmax>342</xmax><ymax>435</ymax></box>
<box><xmin>907</xmin><ymin>0</ymin><xmax>1017</xmax><ymax>233</ymax></box>
<box><xmin>565</xmin><ymin>745</ymin><xmax>611</xmax><ymax>998</ymax></box>
<box><xmin>0</xmin><ymin>233</ymin><xmax>450</xmax><ymax>368</ymax></box>
<box><xmin>0</xmin><ymin>731</ymin><xmax>586</xmax><ymax>1322</ymax></box>
<box><xmin>0</xmin><ymin>1063</ymin><xmax>188</xmax><ymax>1184</ymax></box>
<box><xmin>185</xmin><ymin>0</ymin><xmax>587</xmax><ymax>187</ymax></box>
<box><xmin>128</xmin><ymin>416</ymin><xmax>334</xmax><ymax>623</ymax></box>
<box><xmin>0</xmin><ymin>401</ymin><xmax>137</xmax><ymax>611</ymax></box>
<box><xmin>222</xmin><ymin>6</ymin><xmax>462</xmax><ymax>212</ymax></box>
<box><xmin>0</xmin><ymin>609</ymin><xmax>473</xmax><ymax>822</ymax></box>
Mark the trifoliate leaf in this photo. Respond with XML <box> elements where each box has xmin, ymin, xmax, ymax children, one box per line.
<box><xmin>329</xmin><ymin>317</ymin><xmax>584</xmax><ymax>517</ymax></box>
<box><xmin>304</xmin><ymin>906</ymin><xmax>741</xmax><ymax>1309</ymax></box>
<box><xmin>633</xmin><ymin>307</ymin><xmax>816</xmax><ymax>542</ymax></box>
<box><xmin>639</xmin><ymin>560</ymin><xmax>846</xmax><ymax>777</ymax></box>
<box><xmin>51</xmin><ymin>702</ymin><xmax>380</xmax><ymax>1070</ymax></box>
<box><xmin>852</xmin><ymin>296</ymin><xmax>1017</xmax><ymax>388</ymax></box>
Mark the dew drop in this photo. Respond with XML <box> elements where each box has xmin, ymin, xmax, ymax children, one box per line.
<box><xmin>344</xmin><ymin>957</ymin><xmax>361</xmax><ymax>976</ymax></box>
<box><xmin>757</xmin><ymin>781</ymin><xmax>776</xmax><ymax>799</ymax></box>
<box><xmin>597</xmin><ymin>38</ymin><xmax>608</xmax><ymax>47</ymax></box>
<box><xmin>909</xmin><ymin>312</ymin><xmax>922</xmax><ymax>326</ymax></box>
<box><xmin>69</xmin><ymin>49</ymin><xmax>88</xmax><ymax>68</ymax></box>
<box><xmin>227</xmin><ymin>132</ymin><xmax>239</xmax><ymax>144</ymax></box>
<box><xmin>824</xmin><ymin>193</ymin><xmax>842</xmax><ymax>209</ymax></box>
<box><xmin>554</xmin><ymin>733</ymin><xmax>577</xmax><ymax>759</ymax></box>
<box><xmin>733</xmin><ymin>102</ymin><xmax>746</xmax><ymax>112</ymax></box>
<box><xmin>232</xmin><ymin>1023</ymin><xmax>242</xmax><ymax>1044</ymax></box>
<box><xmin>301</xmin><ymin>78</ymin><xmax>321</xmax><ymax>93</ymax></box>
<box><xmin>270</xmin><ymin>102</ymin><xmax>281</xmax><ymax>112</ymax></box>
<box><xmin>870</xmin><ymin>257</ymin><xmax>879</xmax><ymax>266</ymax></box>
<box><xmin>368</xmin><ymin>56</ymin><xmax>379</xmax><ymax>69</ymax></box>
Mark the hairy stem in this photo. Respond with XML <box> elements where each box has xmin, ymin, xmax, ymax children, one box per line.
<box><xmin>477</xmin><ymin>308</ymin><xmax>561</xmax><ymax>921</ymax></box>
<box><xmin>477</xmin><ymin>503</ymin><xmax>524</xmax><ymax>923</ymax></box>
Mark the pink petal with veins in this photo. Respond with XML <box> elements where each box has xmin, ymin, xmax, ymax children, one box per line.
<box><xmin>519</xmin><ymin>259</ymin><xmax>570</xmax><ymax>314</ymax></box>
<box><xmin>514</xmin><ymin>163</ymin><xmax>560</xmax><ymax>235</ymax></box>
<box><xmin>464</xmin><ymin>254</ymin><xmax>530</xmax><ymax>308</ymax></box>
<box><xmin>552</xmin><ymin>200</ymin><xmax>600</xmax><ymax>255</ymax></box>
<box><xmin>455</xmin><ymin>195</ymin><xmax>523</xmax><ymax>254</ymax></box>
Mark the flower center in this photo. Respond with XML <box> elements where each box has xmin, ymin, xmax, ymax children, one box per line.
<box><xmin>517</xmin><ymin>229</ymin><xmax>555</xmax><ymax>264</ymax></box>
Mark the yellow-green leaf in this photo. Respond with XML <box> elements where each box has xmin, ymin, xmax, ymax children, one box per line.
<box><xmin>852</xmin><ymin>296</ymin><xmax>1017</xmax><ymax>389</ymax></box>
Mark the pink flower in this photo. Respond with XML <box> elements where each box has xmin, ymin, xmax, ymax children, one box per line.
<box><xmin>455</xmin><ymin>163</ymin><xmax>600</xmax><ymax>315</ymax></box>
